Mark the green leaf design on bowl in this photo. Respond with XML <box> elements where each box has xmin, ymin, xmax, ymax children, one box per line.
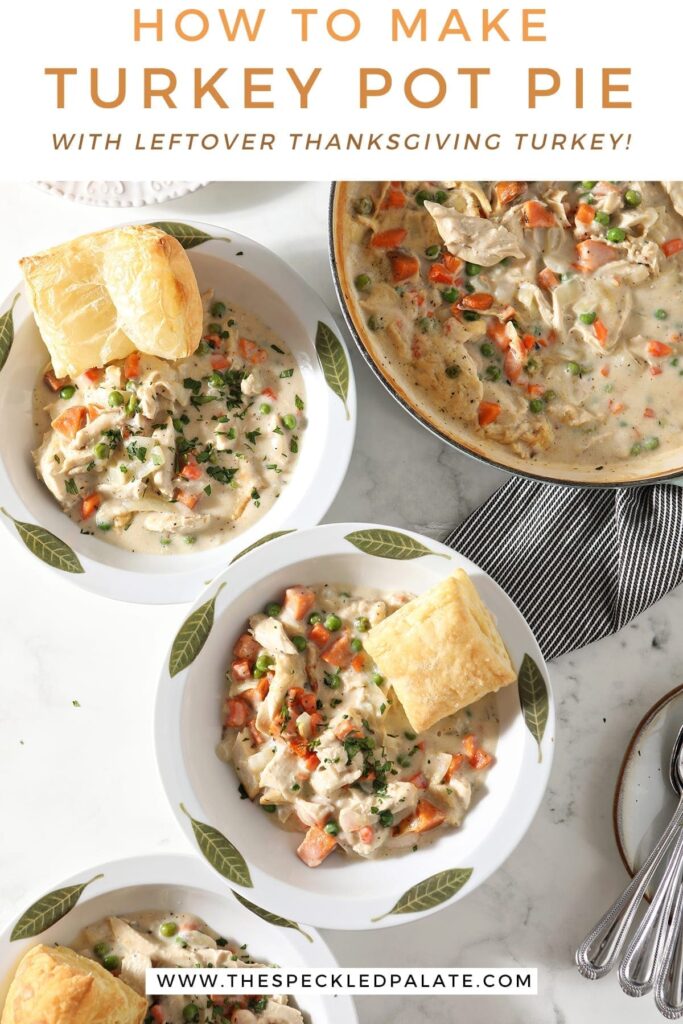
<box><xmin>232</xmin><ymin>890</ymin><xmax>312</xmax><ymax>943</ymax></box>
<box><xmin>518</xmin><ymin>653</ymin><xmax>549</xmax><ymax>762</ymax></box>
<box><xmin>345</xmin><ymin>528</ymin><xmax>448</xmax><ymax>560</ymax></box>
<box><xmin>315</xmin><ymin>321</ymin><xmax>349</xmax><ymax>419</ymax></box>
<box><xmin>1</xmin><ymin>508</ymin><xmax>84</xmax><ymax>573</ymax></box>
<box><xmin>148</xmin><ymin>222</ymin><xmax>230</xmax><ymax>249</ymax></box>
<box><xmin>372</xmin><ymin>867</ymin><xmax>473</xmax><ymax>922</ymax></box>
<box><xmin>181</xmin><ymin>804</ymin><xmax>252</xmax><ymax>887</ymax></box>
<box><xmin>169</xmin><ymin>582</ymin><xmax>225</xmax><ymax>677</ymax></box>
<box><xmin>0</xmin><ymin>294</ymin><xmax>19</xmax><ymax>373</ymax></box>
<box><xmin>11</xmin><ymin>874</ymin><xmax>103</xmax><ymax>941</ymax></box>
<box><xmin>230</xmin><ymin>530</ymin><xmax>296</xmax><ymax>564</ymax></box>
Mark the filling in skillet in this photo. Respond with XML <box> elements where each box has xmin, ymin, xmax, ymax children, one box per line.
<box><xmin>217</xmin><ymin>583</ymin><xmax>497</xmax><ymax>866</ymax></box>
<box><xmin>342</xmin><ymin>181</ymin><xmax>683</xmax><ymax>471</ymax></box>
<box><xmin>77</xmin><ymin>910</ymin><xmax>303</xmax><ymax>1023</ymax></box>
<box><xmin>32</xmin><ymin>294</ymin><xmax>305</xmax><ymax>553</ymax></box>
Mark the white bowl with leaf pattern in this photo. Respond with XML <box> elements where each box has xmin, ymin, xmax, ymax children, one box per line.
<box><xmin>0</xmin><ymin>853</ymin><xmax>356</xmax><ymax>1023</ymax></box>
<box><xmin>154</xmin><ymin>523</ymin><xmax>554</xmax><ymax>930</ymax></box>
<box><xmin>0</xmin><ymin>220</ymin><xmax>356</xmax><ymax>604</ymax></box>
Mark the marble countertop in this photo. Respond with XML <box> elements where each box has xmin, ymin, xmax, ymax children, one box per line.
<box><xmin>0</xmin><ymin>180</ymin><xmax>679</xmax><ymax>1024</ymax></box>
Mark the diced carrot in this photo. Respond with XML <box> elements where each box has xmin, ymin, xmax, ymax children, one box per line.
<box><xmin>389</xmin><ymin>252</ymin><xmax>419</xmax><ymax>282</ymax></box>
<box><xmin>239</xmin><ymin>338</ymin><xmax>268</xmax><ymax>364</ymax></box>
<box><xmin>297</xmin><ymin>824</ymin><xmax>337</xmax><ymax>868</ymax></box>
<box><xmin>204</xmin><ymin>333</ymin><xmax>222</xmax><ymax>349</ymax></box>
<box><xmin>383</xmin><ymin>188</ymin><xmax>405</xmax><ymax>209</ymax></box>
<box><xmin>299</xmin><ymin>692</ymin><xmax>318</xmax><ymax>715</ymax></box>
<box><xmin>462</xmin><ymin>734</ymin><xmax>478</xmax><ymax>758</ymax></box>
<box><xmin>644</xmin><ymin>408</ymin><xmax>656</xmax><ymax>419</ymax></box>
<box><xmin>522</xmin><ymin>333</ymin><xmax>537</xmax><ymax>351</ymax></box>
<box><xmin>538</xmin><ymin>267</ymin><xmax>560</xmax><ymax>290</ymax></box>
<box><xmin>575</xmin><ymin>203</ymin><xmax>596</xmax><ymax>225</ymax></box>
<box><xmin>487</xmin><ymin>318</ymin><xmax>510</xmax><ymax>349</ymax></box>
<box><xmin>371</xmin><ymin>228</ymin><xmax>407</xmax><ymax>249</ymax></box>
<box><xmin>445</xmin><ymin>754</ymin><xmax>465</xmax><ymax>781</ymax></box>
<box><xmin>224</xmin><ymin>697</ymin><xmax>251</xmax><ymax>729</ymax></box>
<box><xmin>442</xmin><ymin>253</ymin><xmax>462</xmax><ymax>274</ymax></box>
<box><xmin>211</xmin><ymin>354</ymin><xmax>231</xmax><ymax>371</ymax></box>
<box><xmin>648</xmin><ymin>340</ymin><xmax>673</xmax><ymax>357</ymax></box>
<box><xmin>610</xmin><ymin>402</ymin><xmax>625</xmax><ymax>415</ymax></box>
<box><xmin>231</xmin><ymin>659</ymin><xmax>252</xmax><ymax>682</ymax></box>
<box><xmin>521</xmin><ymin>200</ymin><xmax>557</xmax><ymax>229</ymax></box>
<box><xmin>495</xmin><ymin>181</ymin><xmax>526</xmax><ymax>206</ymax></box>
<box><xmin>322</xmin><ymin>634</ymin><xmax>353</xmax><ymax>668</ymax></box>
<box><xmin>86</xmin><ymin>404</ymin><xmax>104</xmax><ymax>421</ymax></box>
<box><xmin>334</xmin><ymin>720</ymin><xmax>363</xmax><ymax>741</ymax></box>
<box><xmin>470</xmin><ymin>748</ymin><xmax>494</xmax><ymax>770</ymax></box>
<box><xmin>478</xmin><ymin>401</ymin><xmax>502</xmax><ymax>427</ymax></box>
<box><xmin>308</xmin><ymin>623</ymin><xmax>331</xmax><ymax>648</ymax></box>
<box><xmin>594</xmin><ymin>319</ymin><xmax>608</xmax><ymax>346</ymax></box>
<box><xmin>151</xmin><ymin>1007</ymin><xmax>165</xmax><ymax>1024</ymax></box>
<box><xmin>351</xmin><ymin>653</ymin><xmax>365</xmax><ymax>672</ymax></box>
<box><xmin>288</xmin><ymin>688</ymin><xmax>317</xmax><ymax>715</ymax></box>
<box><xmin>600</xmin><ymin>365</ymin><xmax>610</xmax><ymax>377</ymax></box>
<box><xmin>662</xmin><ymin>239</ymin><xmax>683</xmax><ymax>258</ymax></box>
<box><xmin>52</xmin><ymin>406</ymin><xmax>87</xmax><ymax>438</ymax></box>
<box><xmin>123</xmin><ymin>352</ymin><xmax>141</xmax><ymax>380</ymax></box>
<box><xmin>44</xmin><ymin>369</ymin><xmax>68</xmax><ymax>391</ymax></box>
<box><xmin>460</xmin><ymin>292</ymin><xmax>493</xmax><ymax>311</ymax></box>
<box><xmin>180</xmin><ymin>455</ymin><xmax>202</xmax><ymax>481</ymax></box>
<box><xmin>261</xmin><ymin>387</ymin><xmax>277</xmax><ymax>400</ymax></box>
<box><xmin>83</xmin><ymin>367</ymin><xmax>102</xmax><ymax>383</ymax></box>
<box><xmin>527</xmin><ymin>383</ymin><xmax>544</xmax><ymax>397</ymax></box>
<box><xmin>504</xmin><ymin>346</ymin><xmax>524</xmax><ymax>382</ymax></box>
<box><xmin>428</xmin><ymin>263</ymin><xmax>454</xmax><ymax>285</ymax></box>
<box><xmin>289</xmin><ymin>736</ymin><xmax>320</xmax><ymax>771</ymax></box>
<box><xmin>80</xmin><ymin>492</ymin><xmax>101</xmax><ymax>521</ymax></box>
<box><xmin>242</xmin><ymin>679</ymin><xmax>269</xmax><ymax>709</ymax></box>
<box><xmin>283</xmin><ymin>586</ymin><xmax>316</xmax><ymax>621</ymax></box>
<box><xmin>233</xmin><ymin>632</ymin><xmax>261</xmax><ymax>663</ymax></box>
<box><xmin>575</xmin><ymin>239</ymin><xmax>619</xmax><ymax>273</ymax></box>
<box><xmin>177</xmin><ymin>490</ymin><xmax>200</xmax><ymax>510</ymax></box>
<box><xmin>651</xmin><ymin>365</ymin><xmax>664</xmax><ymax>377</ymax></box>
<box><xmin>359</xmin><ymin>826</ymin><xmax>375</xmax><ymax>844</ymax></box>
<box><xmin>397</xmin><ymin>800</ymin><xmax>446</xmax><ymax>835</ymax></box>
<box><xmin>408</xmin><ymin>772</ymin><xmax>428</xmax><ymax>790</ymax></box>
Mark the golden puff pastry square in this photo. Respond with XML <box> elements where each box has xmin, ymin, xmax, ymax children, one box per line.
<box><xmin>20</xmin><ymin>225</ymin><xmax>203</xmax><ymax>378</ymax></box>
<box><xmin>1</xmin><ymin>944</ymin><xmax>147</xmax><ymax>1024</ymax></box>
<box><xmin>364</xmin><ymin>569</ymin><xmax>516</xmax><ymax>733</ymax></box>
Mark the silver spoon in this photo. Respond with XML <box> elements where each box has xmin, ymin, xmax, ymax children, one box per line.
<box><xmin>654</xmin><ymin>735</ymin><xmax>683</xmax><ymax>1017</ymax></box>
<box><xmin>576</xmin><ymin>724</ymin><xmax>683</xmax><ymax>980</ymax></box>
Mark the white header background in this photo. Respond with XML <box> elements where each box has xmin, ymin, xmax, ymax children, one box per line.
<box><xmin>0</xmin><ymin>0</ymin><xmax>677</xmax><ymax>179</ymax></box>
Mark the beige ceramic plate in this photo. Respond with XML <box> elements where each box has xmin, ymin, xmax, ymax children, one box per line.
<box><xmin>329</xmin><ymin>181</ymin><xmax>683</xmax><ymax>488</ymax></box>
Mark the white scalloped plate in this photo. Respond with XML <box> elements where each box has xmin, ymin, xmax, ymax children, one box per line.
<box><xmin>35</xmin><ymin>181</ymin><xmax>209</xmax><ymax>207</ymax></box>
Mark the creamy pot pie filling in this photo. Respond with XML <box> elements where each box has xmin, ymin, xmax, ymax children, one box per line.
<box><xmin>77</xmin><ymin>911</ymin><xmax>303</xmax><ymax>1023</ymax></box>
<box><xmin>342</xmin><ymin>181</ymin><xmax>683</xmax><ymax>470</ymax></box>
<box><xmin>32</xmin><ymin>295</ymin><xmax>305</xmax><ymax>554</ymax></box>
<box><xmin>217</xmin><ymin>584</ymin><xmax>498</xmax><ymax>867</ymax></box>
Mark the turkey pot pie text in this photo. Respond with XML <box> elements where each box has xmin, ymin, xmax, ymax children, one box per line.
<box><xmin>218</xmin><ymin>580</ymin><xmax>502</xmax><ymax>867</ymax></box>
<box><xmin>342</xmin><ymin>181</ymin><xmax>683</xmax><ymax>471</ymax></box>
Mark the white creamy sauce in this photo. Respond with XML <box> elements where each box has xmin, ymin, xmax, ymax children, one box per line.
<box><xmin>32</xmin><ymin>295</ymin><xmax>305</xmax><ymax>554</ymax></box>
<box><xmin>218</xmin><ymin>583</ymin><xmax>498</xmax><ymax>866</ymax></box>
<box><xmin>343</xmin><ymin>181</ymin><xmax>683</xmax><ymax>474</ymax></box>
<box><xmin>77</xmin><ymin>910</ymin><xmax>303</xmax><ymax>1024</ymax></box>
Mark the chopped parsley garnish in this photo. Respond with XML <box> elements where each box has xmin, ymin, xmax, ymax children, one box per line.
<box><xmin>295</xmin><ymin>394</ymin><xmax>305</xmax><ymax>410</ymax></box>
<box><xmin>207</xmin><ymin>465</ymin><xmax>238</xmax><ymax>485</ymax></box>
<box><xmin>183</xmin><ymin>377</ymin><xmax>202</xmax><ymax>393</ymax></box>
<box><xmin>279</xmin><ymin>368</ymin><xmax>294</xmax><ymax>378</ymax></box>
<box><xmin>65</xmin><ymin>478</ymin><xmax>79</xmax><ymax>496</ymax></box>
<box><xmin>245</xmin><ymin>429</ymin><xmax>261</xmax><ymax>445</ymax></box>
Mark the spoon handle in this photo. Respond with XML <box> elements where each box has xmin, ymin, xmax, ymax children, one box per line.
<box><xmin>618</xmin><ymin>826</ymin><xmax>683</xmax><ymax>995</ymax></box>
<box><xmin>576</xmin><ymin>796</ymin><xmax>683</xmax><ymax>979</ymax></box>
<box><xmin>655</xmin><ymin>883</ymin><xmax>683</xmax><ymax>1018</ymax></box>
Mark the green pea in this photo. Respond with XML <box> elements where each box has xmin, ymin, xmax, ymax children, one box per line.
<box><xmin>183</xmin><ymin>1006</ymin><xmax>200</xmax><ymax>1022</ymax></box>
<box><xmin>372</xmin><ymin>672</ymin><xmax>384</xmax><ymax>686</ymax></box>
<box><xmin>367</xmin><ymin>314</ymin><xmax>383</xmax><ymax>331</ymax></box>
<box><xmin>196</xmin><ymin>340</ymin><xmax>210</xmax><ymax>356</ymax></box>
<box><xmin>160</xmin><ymin>921</ymin><xmax>178</xmax><ymax>938</ymax></box>
<box><xmin>208</xmin><ymin>322</ymin><xmax>222</xmax><ymax>335</ymax></box>
<box><xmin>355</xmin><ymin>196</ymin><xmax>374</xmax><ymax>216</ymax></box>
<box><xmin>434</xmin><ymin>190</ymin><xmax>448</xmax><ymax>204</ymax></box>
<box><xmin>624</xmin><ymin>189</ymin><xmax>642</xmax><ymax>208</ymax></box>
<box><xmin>209</xmin><ymin>372</ymin><xmax>224</xmax><ymax>388</ymax></box>
<box><xmin>255</xmin><ymin>653</ymin><xmax>274</xmax><ymax>672</ymax></box>
<box><xmin>292</xmin><ymin>635</ymin><xmax>307</xmax><ymax>652</ymax></box>
<box><xmin>355</xmin><ymin>615</ymin><xmax>370</xmax><ymax>632</ymax></box>
<box><xmin>465</xmin><ymin>263</ymin><xmax>482</xmax><ymax>276</ymax></box>
<box><xmin>417</xmin><ymin>317</ymin><xmax>433</xmax><ymax>333</ymax></box>
<box><xmin>102</xmin><ymin>954</ymin><xmax>120</xmax><ymax>972</ymax></box>
<box><xmin>579</xmin><ymin>311</ymin><xmax>597</xmax><ymax>325</ymax></box>
<box><xmin>210</xmin><ymin>301</ymin><xmax>227</xmax><ymax>318</ymax></box>
<box><xmin>324</xmin><ymin>821</ymin><xmax>340</xmax><ymax>835</ymax></box>
<box><xmin>462</xmin><ymin>310</ymin><xmax>480</xmax><ymax>322</ymax></box>
<box><xmin>425</xmin><ymin>245</ymin><xmax>441</xmax><ymax>260</ymax></box>
<box><xmin>93</xmin><ymin>942</ymin><xmax>110</xmax><ymax>958</ymax></box>
<box><xmin>308</xmin><ymin>612</ymin><xmax>322</xmax><ymax>625</ymax></box>
<box><xmin>595</xmin><ymin>211</ymin><xmax>610</xmax><ymax>226</ymax></box>
<box><xmin>259</xmin><ymin>403</ymin><xmax>272</xmax><ymax>414</ymax></box>
<box><xmin>529</xmin><ymin>398</ymin><xmax>545</xmax><ymax>414</ymax></box>
<box><xmin>108</xmin><ymin>390</ymin><xmax>124</xmax><ymax>407</ymax></box>
<box><xmin>606</xmin><ymin>227</ymin><xmax>626</xmax><ymax>243</ymax></box>
<box><xmin>253</xmin><ymin>667</ymin><xmax>265</xmax><ymax>679</ymax></box>
<box><xmin>581</xmin><ymin>181</ymin><xmax>597</xmax><ymax>190</ymax></box>
<box><xmin>325</xmin><ymin>614</ymin><xmax>342</xmax><ymax>631</ymax></box>
<box><xmin>485</xmin><ymin>365</ymin><xmax>502</xmax><ymax>381</ymax></box>
<box><xmin>59</xmin><ymin>385</ymin><xmax>76</xmax><ymax>400</ymax></box>
<box><xmin>262</xmin><ymin>804</ymin><xmax>277</xmax><ymax>813</ymax></box>
<box><xmin>415</xmin><ymin>189</ymin><xmax>433</xmax><ymax>206</ymax></box>
<box><xmin>354</xmin><ymin>273</ymin><xmax>371</xmax><ymax>291</ymax></box>
<box><xmin>441</xmin><ymin>287</ymin><xmax>460</xmax><ymax>303</ymax></box>
<box><xmin>566</xmin><ymin>361</ymin><xmax>582</xmax><ymax>376</ymax></box>
<box><xmin>265</xmin><ymin>602</ymin><xmax>281</xmax><ymax>617</ymax></box>
<box><xmin>282</xmin><ymin>414</ymin><xmax>297</xmax><ymax>431</ymax></box>
<box><xmin>94</xmin><ymin>443</ymin><xmax>109</xmax><ymax>460</ymax></box>
<box><xmin>126</xmin><ymin>395</ymin><xmax>139</xmax><ymax>417</ymax></box>
<box><xmin>644</xmin><ymin>436</ymin><xmax>660</xmax><ymax>451</ymax></box>
<box><xmin>655</xmin><ymin>309</ymin><xmax>668</xmax><ymax>320</ymax></box>
<box><xmin>379</xmin><ymin>810</ymin><xmax>394</xmax><ymax>827</ymax></box>
<box><xmin>350</xmin><ymin>637</ymin><xmax>363</xmax><ymax>653</ymax></box>
<box><xmin>480</xmin><ymin>342</ymin><xmax>494</xmax><ymax>357</ymax></box>
<box><xmin>544</xmin><ymin>390</ymin><xmax>557</xmax><ymax>402</ymax></box>
<box><xmin>445</xmin><ymin>364</ymin><xmax>461</xmax><ymax>379</ymax></box>
<box><xmin>630</xmin><ymin>442</ymin><xmax>643</xmax><ymax>456</ymax></box>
